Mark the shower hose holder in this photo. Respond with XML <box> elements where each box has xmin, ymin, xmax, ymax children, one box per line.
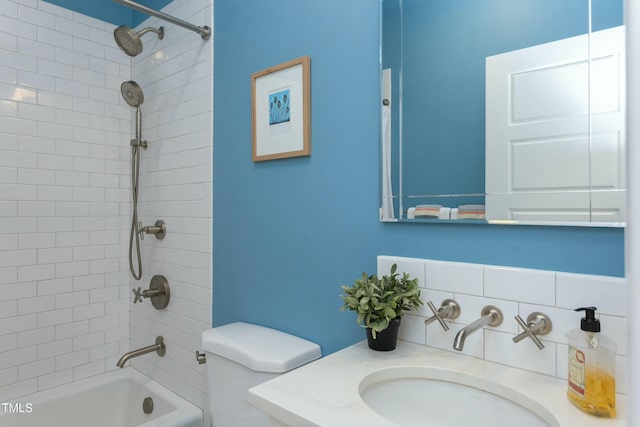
<box><xmin>131</xmin><ymin>138</ymin><xmax>148</xmax><ymax>150</ymax></box>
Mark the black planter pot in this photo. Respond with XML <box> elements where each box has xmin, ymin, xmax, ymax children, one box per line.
<box><xmin>366</xmin><ymin>318</ymin><xmax>401</xmax><ymax>351</ymax></box>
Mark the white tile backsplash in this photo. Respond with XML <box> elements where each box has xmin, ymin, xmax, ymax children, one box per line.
<box><xmin>556</xmin><ymin>272</ymin><xmax>627</xmax><ymax>316</ymax></box>
<box><xmin>0</xmin><ymin>0</ymin><xmax>130</xmax><ymax>403</ymax></box>
<box><xmin>398</xmin><ymin>313</ymin><xmax>426</xmax><ymax>345</ymax></box>
<box><xmin>379</xmin><ymin>255</ymin><xmax>628</xmax><ymax>394</ymax></box>
<box><xmin>425</xmin><ymin>259</ymin><xmax>484</xmax><ymax>295</ymax></box>
<box><xmin>484</xmin><ymin>266</ymin><xmax>556</xmax><ymax>306</ymax></box>
<box><xmin>485</xmin><ymin>329</ymin><xmax>557</xmax><ymax>376</ymax></box>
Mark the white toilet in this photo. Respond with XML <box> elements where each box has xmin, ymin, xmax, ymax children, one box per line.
<box><xmin>201</xmin><ymin>322</ymin><xmax>321</xmax><ymax>427</ymax></box>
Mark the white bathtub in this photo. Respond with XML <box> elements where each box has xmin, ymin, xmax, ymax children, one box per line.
<box><xmin>0</xmin><ymin>368</ymin><xmax>202</xmax><ymax>427</ymax></box>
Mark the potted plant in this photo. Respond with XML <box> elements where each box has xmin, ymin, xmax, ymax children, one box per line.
<box><xmin>340</xmin><ymin>264</ymin><xmax>422</xmax><ymax>351</ymax></box>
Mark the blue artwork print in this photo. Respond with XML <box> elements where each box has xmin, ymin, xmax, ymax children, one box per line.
<box><xmin>269</xmin><ymin>89</ymin><xmax>290</xmax><ymax>125</ymax></box>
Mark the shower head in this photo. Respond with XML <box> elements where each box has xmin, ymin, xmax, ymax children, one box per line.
<box><xmin>121</xmin><ymin>81</ymin><xmax>144</xmax><ymax>107</ymax></box>
<box><xmin>114</xmin><ymin>25</ymin><xmax>164</xmax><ymax>57</ymax></box>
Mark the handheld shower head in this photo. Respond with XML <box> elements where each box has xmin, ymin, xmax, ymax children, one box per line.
<box><xmin>121</xmin><ymin>81</ymin><xmax>145</xmax><ymax>144</ymax></box>
<box><xmin>121</xmin><ymin>80</ymin><xmax>144</xmax><ymax>107</ymax></box>
<box><xmin>114</xmin><ymin>25</ymin><xmax>164</xmax><ymax>57</ymax></box>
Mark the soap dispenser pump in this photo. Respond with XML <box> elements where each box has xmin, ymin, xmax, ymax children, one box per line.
<box><xmin>566</xmin><ymin>306</ymin><xmax>617</xmax><ymax>418</ymax></box>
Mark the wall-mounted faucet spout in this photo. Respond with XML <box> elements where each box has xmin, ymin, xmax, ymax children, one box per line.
<box><xmin>453</xmin><ymin>306</ymin><xmax>503</xmax><ymax>351</ymax></box>
<box><xmin>117</xmin><ymin>336</ymin><xmax>166</xmax><ymax>368</ymax></box>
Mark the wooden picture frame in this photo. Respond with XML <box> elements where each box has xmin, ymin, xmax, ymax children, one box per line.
<box><xmin>251</xmin><ymin>56</ymin><xmax>311</xmax><ymax>161</ymax></box>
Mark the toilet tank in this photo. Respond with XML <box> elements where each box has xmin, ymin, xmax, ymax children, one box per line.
<box><xmin>201</xmin><ymin>322</ymin><xmax>321</xmax><ymax>427</ymax></box>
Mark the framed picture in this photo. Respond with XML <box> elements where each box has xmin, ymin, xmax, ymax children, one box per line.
<box><xmin>252</xmin><ymin>56</ymin><xmax>311</xmax><ymax>161</ymax></box>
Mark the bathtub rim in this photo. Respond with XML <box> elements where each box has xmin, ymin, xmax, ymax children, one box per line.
<box><xmin>0</xmin><ymin>367</ymin><xmax>202</xmax><ymax>427</ymax></box>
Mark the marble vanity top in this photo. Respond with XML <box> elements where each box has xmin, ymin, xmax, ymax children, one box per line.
<box><xmin>248</xmin><ymin>340</ymin><xmax>627</xmax><ymax>427</ymax></box>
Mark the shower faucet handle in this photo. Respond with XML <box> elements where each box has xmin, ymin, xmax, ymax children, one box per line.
<box><xmin>138</xmin><ymin>220</ymin><xmax>167</xmax><ymax>240</ymax></box>
<box><xmin>137</xmin><ymin>221</ymin><xmax>145</xmax><ymax>240</ymax></box>
<box><xmin>132</xmin><ymin>287</ymin><xmax>144</xmax><ymax>303</ymax></box>
<box><xmin>131</xmin><ymin>275</ymin><xmax>170</xmax><ymax>309</ymax></box>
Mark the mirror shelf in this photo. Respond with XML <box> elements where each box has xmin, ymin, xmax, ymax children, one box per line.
<box><xmin>383</xmin><ymin>218</ymin><xmax>624</xmax><ymax>228</ymax></box>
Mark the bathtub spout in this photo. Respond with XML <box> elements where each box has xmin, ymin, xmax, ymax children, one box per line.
<box><xmin>117</xmin><ymin>336</ymin><xmax>166</xmax><ymax>368</ymax></box>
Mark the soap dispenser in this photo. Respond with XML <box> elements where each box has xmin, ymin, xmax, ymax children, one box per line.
<box><xmin>566</xmin><ymin>306</ymin><xmax>617</xmax><ymax>418</ymax></box>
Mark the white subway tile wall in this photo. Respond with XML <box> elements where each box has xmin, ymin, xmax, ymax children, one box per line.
<box><xmin>0</xmin><ymin>0</ymin><xmax>130</xmax><ymax>401</ymax></box>
<box><xmin>378</xmin><ymin>255</ymin><xmax>628</xmax><ymax>394</ymax></box>
<box><xmin>128</xmin><ymin>0</ymin><xmax>212</xmax><ymax>417</ymax></box>
<box><xmin>0</xmin><ymin>1</ymin><xmax>213</xmax><ymax>420</ymax></box>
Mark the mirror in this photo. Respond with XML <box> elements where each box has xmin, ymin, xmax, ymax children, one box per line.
<box><xmin>380</xmin><ymin>0</ymin><xmax>625</xmax><ymax>226</ymax></box>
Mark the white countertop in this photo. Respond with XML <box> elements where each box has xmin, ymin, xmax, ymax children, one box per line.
<box><xmin>248</xmin><ymin>340</ymin><xmax>626</xmax><ymax>427</ymax></box>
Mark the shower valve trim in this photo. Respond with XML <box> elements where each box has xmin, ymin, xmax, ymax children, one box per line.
<box><xmin>138</xmin><ymin>220</ymin><xmax>166</xmax><ymax>240</ymax></box>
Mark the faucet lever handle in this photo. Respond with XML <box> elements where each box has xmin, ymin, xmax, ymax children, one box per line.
<box><xmin>138</xmin><ymin>220</ymin><xmax>167</xmax><ymax>240</ymax></box>
<box><xmin>425</xmin><ymin>300</ymin><xmax>449</xmax><ymax>331</ymax></box>
<box><xmin>132</xmin><ymin>287</ymin><xmax>143</xmax><ymax>303</ymax></box>
<box><xmin>131</xmin><ymin>275</ymin><xmax>171</xmax><ymax>310</ymax></box>
<box><xmin>425</xmin><ymin>299</ymin><xmax>460</xmax><ymax>331</ymax></box>
<box><xmin>513</xmin><ymin>312</ymin><xmax>552</xmax><ymax>350</ymax></box>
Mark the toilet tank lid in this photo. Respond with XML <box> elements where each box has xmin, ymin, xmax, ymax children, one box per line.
<box><xmin>201</xmin><ymin>322</ymin><xmax>322</xmax><ymax>373</ymax></box>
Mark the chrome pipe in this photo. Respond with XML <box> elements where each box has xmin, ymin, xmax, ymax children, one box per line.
<box><xmin>113</xmin><ymin>0</ymin><xmax>211</xmax><ymax>40</ymax></box>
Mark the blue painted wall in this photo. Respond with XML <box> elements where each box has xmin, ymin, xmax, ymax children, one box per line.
<box><xmin>213</xmin><ymin>0</ymin><xmax>385</xmax><ymax>354</ymax></box>
<box><xmin>42</xmin><ymin>0</ymin><xmax>172</xmax><ymax>26</ymax></box>
<box><xmin>213</xmin><ymin>0</ymin><xmax>624</xmax><ymax>355</ymax></box>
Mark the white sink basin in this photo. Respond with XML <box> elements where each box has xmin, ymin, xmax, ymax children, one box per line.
<box><xmin>359</xmin><ymin>367</ymin><xmax>557</xmax><ymax>427</ymax></box>
<box><xmin>249</xmin><ymin>342</ymin><xmax>625</xmax><ymax>427</ymax></box>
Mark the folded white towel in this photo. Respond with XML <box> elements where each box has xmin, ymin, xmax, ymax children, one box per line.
<box><xmin>439</xmin><ymin>207</ymin><xmax>451</xmax><ymax>220</ymax></box>
<box><xmin>457</xmin><ymin>204</ymin><xmax>485</xmax><ymax>220</ymax></box>
<box><xmin>414</xmin><ymin>204</ymin><xmax>442</xmax><ymax>218</ymax></box>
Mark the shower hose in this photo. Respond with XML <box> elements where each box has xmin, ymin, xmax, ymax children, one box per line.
<box><xmin>129</xmin><ymin>145</ymin><xmax>143</xmax><ymax>280</ymax></box>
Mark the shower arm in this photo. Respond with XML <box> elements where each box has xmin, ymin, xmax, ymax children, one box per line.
<box><xmin>113</xmin><ymin>0</ymin><xmax>211</xmax><ymax>40</ymax></box>
<box><xmin>136</xmin><ymin>26</ymin><xmax>163</xmax><ymax>38</ymax></box>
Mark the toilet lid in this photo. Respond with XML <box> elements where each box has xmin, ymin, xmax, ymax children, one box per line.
<box><xmin>201</xmin><ymin>322</ymin><xmax>322</xmax><ymax>373</ymax></box>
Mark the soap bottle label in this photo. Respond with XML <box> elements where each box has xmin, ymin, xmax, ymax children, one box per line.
<box><xmin>568</xmin><ymin>345</ymin><xmax>586</xmax><ymax>398</ymax></box>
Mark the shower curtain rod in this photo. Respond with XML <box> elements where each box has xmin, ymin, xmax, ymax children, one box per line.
<box><xmin>113</xmin><ymin>0</ymin><xmax>211</xmax><ymax>40</ymax></box>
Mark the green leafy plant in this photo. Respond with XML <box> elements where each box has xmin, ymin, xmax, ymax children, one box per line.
<box><xmin>340</xmin><ymin>264</ymin><xmax>422</xmax><ymax>338</ymax></box>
